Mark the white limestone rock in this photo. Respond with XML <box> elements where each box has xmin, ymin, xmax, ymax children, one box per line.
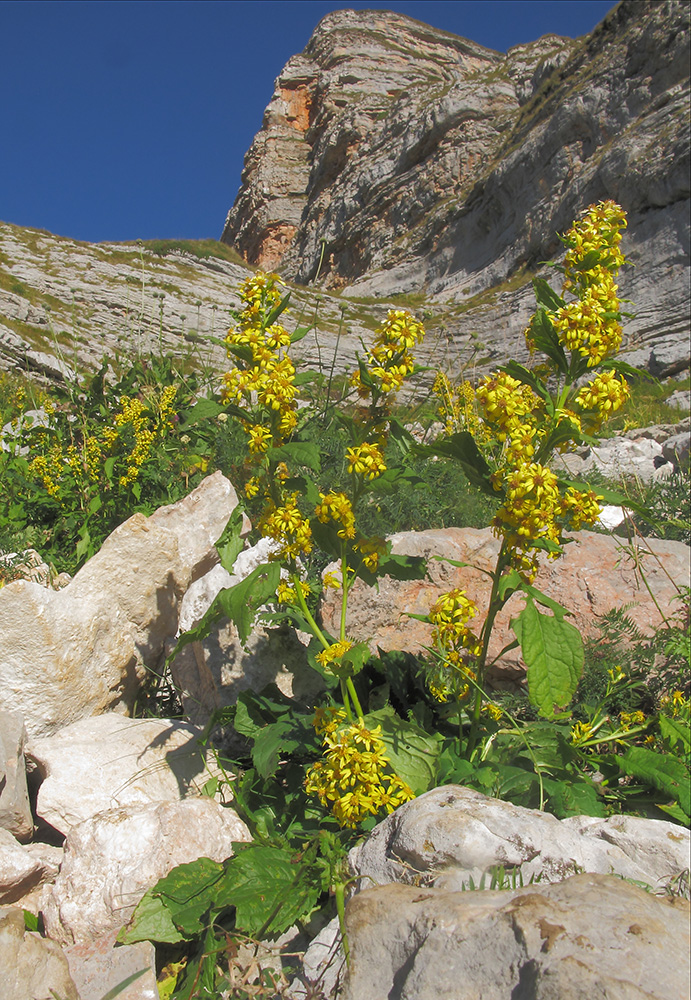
<box><xmin>0</xmin><ymin>905</ymin><xmax>79</xmax><ymax>1000</ymax></box>
<box><xmin>341</xmin><ymin>874</ymin><xmax>691</xmax><ymax>1000</ymax></box>
<box><xmin>0</xmin><ymin>472</ymin><xmax>246</xmax><ymax>738</ymax></box>
<box><xmin>350</xmin><ymin>786</ymin><xmax>691</xmax><ymax>892</ymax></box>
<box><xmin>42</xmin><ymin>798</ymin><xmax>251</xmax><ymax>945</ymax></box>
<box><xmin>0</xmin><ymin>711</ymin><xmax>33</xmax><ymax>841</ymax></box>
<box><xmin>27</xmin><ymin>713</ymin><xmax>227</xmax><ymax>836</ymax></box>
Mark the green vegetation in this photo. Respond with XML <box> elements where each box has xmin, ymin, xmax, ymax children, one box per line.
<box><xmin>1</xmin><ymin>205</ymin><xmax>688</xmax><ymax>998</ymax></box>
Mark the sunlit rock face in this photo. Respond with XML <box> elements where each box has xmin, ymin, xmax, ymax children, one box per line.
<box><xmin>223</xmin><ymin>1</ymin><xmax>690</xmax><ymax>377</ymax></box>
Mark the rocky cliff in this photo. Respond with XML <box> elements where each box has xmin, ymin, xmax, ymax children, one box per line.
<box><xmin>222</xmin><ymin>1</ymin><xmax>690</xmax><ymax>377</ymax></box>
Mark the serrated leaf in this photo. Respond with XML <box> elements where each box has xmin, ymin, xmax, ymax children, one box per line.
<box><xmin>332</xmin><ymin>640</ymin><xmax>371</xmax><ymax>679</ymax></box>
<box><xmin>571</xmin><ymin>249</ymin><xmax>602</xmax><ymax>271</ymax></box>
<box><xmin>265</xmin><ymin>291</ymin><xmax>291</xmax><ymax>327</ymax></box>
<box><xmin>542</xmin><ymin>776</ymin><xmax>605</xmax><ymax>818</ymax></box>
<box><xmin>660</xmin><ymin>715</ymin><xmax>691</xmax><ymax>753</ymax></box>
<box><xmin>357</xmin><ymin>549</ymin><xmax>427</xmax><ymax>588</ymax></box>
<box><xmin>221</xmin><ymin>843</ymin><xmax>321</xmax><ymax>937</ymax></box>
<box><xmin>512</xmin><ymin>597</ymin><xmax>583</xmax><ymax>718</ymax></box>
<box><xmin>252</xmin><ymin>719</ymin><xmax>301</xmax><ymax>779</ymax></box>
<box><xmin>151</xmin><ymin>857</ymin><xmax>225</xmax><ymax>937</ymax></box>
<box><xmin>367</xmin><ymin>706</ymin><xmax>442</xmax><ymax>795</ymax></box>
<box><xmin>269</xmin><ymin>440</ymin><xmax>321</xmax><ymax>472</ymax></box>
<box><xmin>500</xmin><ymin>360</ymin><xmax>551</xmax><ymax>403</ymax></box>
<box><xmin>118</xmin><ymin>889</ymin><xmax>187</xmax><ymax>945</ymax></box>
<box><xmin>619</xmin><ymin>746</ymin><xmax>690</xmax><ymax>816</ymax></box>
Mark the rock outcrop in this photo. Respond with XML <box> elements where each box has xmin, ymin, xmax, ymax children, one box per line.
<box><xmin>223</xmin><ymin>1</ymin><xmax>690</xmax><ymax>378</ymax></box>
<box><xmin>320</xmin><ymin>524</ymin><xmax>691</xmax><ymax>681</ymax></box>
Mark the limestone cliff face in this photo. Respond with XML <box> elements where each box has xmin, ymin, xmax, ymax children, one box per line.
<box><xmin>222</xmin><ymin>1</ymin><xmax>690</xmax><ymax>375</ymax></box>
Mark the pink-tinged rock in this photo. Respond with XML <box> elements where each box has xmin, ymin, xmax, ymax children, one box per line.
<box><xmin>42</xmin><ymin>798</ymin><xmax>251</xmax><ymax>945</ymax></box>
<box><xmin>0</xmin><ymin>711</ymin><xmax>33</xmax><ymax>842</ymax></box>
<box><xmin>320</xmin><ymin>527</ymin><xmax>690</xmax><ymax>680</ymax></box>
<box><xmin>0</xmin><ymin>472</ymin><xmax>247</xmax><ymax>737</ymax></box>
<box><xmin>65</xmin><ymin>929</ymin><xmax>158</xmax><ymax>1000</ymax></box>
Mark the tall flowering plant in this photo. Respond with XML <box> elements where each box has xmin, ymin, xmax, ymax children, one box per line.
<box><xmin>422</xmin><ymin>200</ymin><xmax>636</xmax><ymax>755</ymax></box>
<box><xmin>188</xmin><ymin>273</ymin><xmax>430</xmax><ymax>829</ymax></box>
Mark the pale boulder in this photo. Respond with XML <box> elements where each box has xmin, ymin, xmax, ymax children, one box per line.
<box><xmin>321</xmin><ymin>527</ymin><xmax>690</xmax><ymax>680</ymax></box>
<box><xmin>0</xmin><ymin>472</ymin><xmax>247</xmax><ymax>737</ymax></box>
<box><xmin>350</xmin><ymin>786</ymin><xmax>691</xmax><ymax>892</ymax></box>
<box><xmin>42</xmin><ymin>798</ymin><xmax>251</xmax><ymax>945</ymax></box>
<box><xmin>0</xmin><ymin>829</ymin><xmax>46</xmax><ymax>905</ymax></box>
<box><xmin>342</xmin><ymin>874</ymin><xmax>691</xmax><ymax>1000</ymax></box>
<box><xmin>0</xmin><ymin>906</ymin><xmax>79</xmax><ymax>1000</ymax></box>
<box><xmin>27</xmin><ymin>714</ymin><xmax>226</xmax><ymax>836</ymax></box>
<box><xmin>0</xmin><ymin>711</ymin><xmax>33</xmax><ymax>841</ymax></box>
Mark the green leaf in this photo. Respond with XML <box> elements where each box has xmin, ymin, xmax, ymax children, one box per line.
<box><xmin>571</xmin><ymin>249</ymin><xmax>602</xmax><ymax>272</ymax></box>
<box><xmin>656</xmin><ymin>802</ymin><xmax>690</xmax><ymax>825</ymax></box>
<box><xmin>214</xmin><ymin>506</ymin><xmax>246</xmax><ymax>574</ymax></box>
<box><xmin>167</xmin><ymin>561</ymin><xmax>280</xmax><ymax>662</ymax></box>
<box><xmin>265</xmin><ymin>292</ymin><xmax>291</xmax><ymax>327</ymax></box>
<box><xmin>532</xmin><ymin>277</ymin><xmax>565</xmax><ymax>312</ymax></box>
<box><xmin>117</xmin><ymin>889</ymin><xmax>186</xmax><ymax>945</ymax></box>
<box><xmin>152</xmin><ymin>857</ymin><xmax>225</xmax><ymax>937</ymax></box>
<box><xmin>290</xmin><ymin>325</ymin><xmax>311</xmax><ymax>344</ymax></box>
<box><xmin>415</xmin><ymin>431</ymin><xmax>494</xmax><ymax>494</ymax></box>
<box><xmin>268</xmin><ymin>440</ymin><xmax>321</xmax><ymax>472</ymax></box>
<box><xmin>23</xmin><ymin>910</ymin><xmax>39</xmax><ymax>932</ymax></box>
<box><xmin>542</xmin><ymin>776</ymin><xmax>605</xmax><ymax>818</ymax></box>
<box><xmin>619</xmin><ymin>746</ymin><xmax>690</xmax><ymax>816</ymax></box>
<box><xmin>500</xmin><ymin>361</ymin><xmax>552</xmax><ymax>403</ymax></box>
<box><xmin>357</xmin><ymin>549</ymin><xmax>427</xmax><ymax>588</ymax></box>
<box><xmin>252</xmin><ymin>720</ymin><xmax>301</xmax><ymax>779</ymax></box>
<box><xmin>332</xmin><ymin>640</ymin><xmax>372</xmax><ymax>679</ymax></box>
<box><xmin>660</xmin><ymin>715</ymin><xmax>691</xmax><ymax>754</ymax></box>
<box><xmin>527</xmin><ymin>309</ymin><xmax>569</xmax><ymax>374</ymax></box>
<box><xmin>512</xmin><ymin>597</ymin><xmax>583</xmax><ymax>718</ymax></box>
<box><xmin>179</xmin><ymin>398</ymin><xmax>225</xmax><ymax>425</ymax></box>
<box><xmin>220</xmin><ymin>843</ymin><xmax>320</xmax><ymax>937</ymax></box>
<box><xmin>367</xmin><ymin>706</ymin><xmax>442</xmax><ymax>795</ymax></box>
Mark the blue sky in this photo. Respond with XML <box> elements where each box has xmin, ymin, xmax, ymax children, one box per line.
<box><xmin>2</xmin><ymin>0</ymin><xmax>615</xmax><ymax>244</ymax></box>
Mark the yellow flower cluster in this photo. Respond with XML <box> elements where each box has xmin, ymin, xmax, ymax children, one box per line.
<box><xmin>315</xmin><ymin>491</ymin><xmax>356</xmax><ymax>539</ymax></box>
<box><xmin>315</xmin><ymin>639</ymin><xmax>354</xmax><ymax>670</ymax></box>
<box><xmin>427</xmin><ymin>589</ymin><xmax>481</xmax><ymax>702</ymax></box>
<box><xmin>222</xmin><ymin>273</ymin><xmax>298</xmax><ymax>463</ymax></box>
<box><xmin>619</xmin><ymin>710</ymin><xmax>646</xmax><ymax>731</ymax></box>
<box><xmin>346</xmin><ymin>441</ymin><xmax>387</xmax><ymax>480</ymax></box>
<box><xmin>354</xmin><ymin>535</ymin><xmax>387</xmax><ymax>571</ymax></box>
<box><xmin>475</xmin><ymin>372</ymin><xmax>543</xmax><ymax>463</ymax></box>
<box><xmin>352</xmin><ymin>309</ymin><xmax>425</xmax><ymax>398</ymax></box>
<box><xmin>549</xmin><ymin>200</ymin><xmax>628</xmax><ymax>367</ymax></box>
<box><xmin>433</xmin><ymin>372</ymin><xmax>483</xmax><ymax>438</ymax></box>
<box><xmin>575</xmin><ymin>370</ymin><xmax>630</xmax><ymax>430</ymax></box>
<box><xmin>276</xmin><ymin>579</ymin><xmax>311</xmax><ymax>605</ymax></box>
<box><xmin>305</xmin><ymin>720</ymin><xmax>414</xmax><ymax>827</ymax></box>
<box><xmin>259</xmin><ymin>493</ymin><xmax>312</xmax><ymax>560</ymax></box>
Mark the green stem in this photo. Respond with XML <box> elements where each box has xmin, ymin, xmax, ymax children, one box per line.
<box><xmin>291</xmin><ymin>572</ymin><xmax>331</xmax><ymax>649</ymax></box>
<box><xmin>346</xmin><ymin>676</ymin><xmax>364</xmax><ymax>720</ymax></box>
<box><xmin>339</xmin><ymin>544</ymin><xmax>349</xmax><ymax>643</ymax></box>
<box><xmin>334</xmin><ymin>882</ymin><xmax>351</xmax><ymax>969</ymax></box>
<box><xmin>340</xmin><ymin>678</ymin><xmax>353</xmax><ymax>722</ymax></box>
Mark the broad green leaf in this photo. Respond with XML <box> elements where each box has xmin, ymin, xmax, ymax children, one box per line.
<box><xmin>179</xmin><ymin>398</ymin><xmax>225</xmax><ymax>426</ymax></box>
<box><xmin>167</xmin><ymin>561</ymin><xmax>280</xmax><ymax>661</ymax></box>
<box><xmin>332</xmin><ymin>640</ymin><xmax>372</xmax><ymax>679</ymax></box>
<box><xmin>268</xmin><ymin>440</ymin><xmax>321</xmax><ymax>472</ymax></box>
<box><xmin>599</xmin><ymin>357</ymin><xmax>653</xmax><ymax>381</ymax></box>
<box><xmin>571</xmin><ymin>248</ymin><xmax>601</xmax><ymax>272</ymax></box>
<box><xmin>542</xmin><ymin>776</ymin><xmax>605</xmax><ymax>818</ymax></box>
<box><xmin>367</xmin><ymin>706</ymin><xmax>442</xmax><ymax>795</ymax></box>
<box><xmin>656</xmin><ymin>802</ymin><xmax>690</xmax><ymax>825</ymax></box>
<box><xmin>498</xmin><ymin>570</ymin><xmax>570</xmax><ymax>619</ymax></box>
<box><xmin>357</xmin><ymin>550</ymin><xmax>427</xmax><ymax>588</ymax></box>
<box><xmin>512</xmin><ymin>597</ymin><xmax>583</xmax><ymax>718</ymax></box>
<box><xmin>252</xmin><ymin>719</ymin><xmax>301</xmax><ymax>779</ymax></box>
<box><xmin>660</xmin><ymin>715</ymin><xmax>691</xmax><ymax>753</ymax></box>
<box><xmin>500</xmin><ymin>361</ymin><xmax>552</xmax><ymax>403</ymax></box>
<box><xmin>118</xmin><ymin>889</ymin><xmax>186</xmax><ymax>945</ymax></box>
<box><xmin>532</xmin><ymin>277</ymin><xmax>565</xmax><ymax>312</ymax></box>
<box><xmin>220</xmin><ymin>843</ymin><xmax>321</xmax><ymax>937</ymax></box>
<box><xmin>215</xmin><ymin>506</ymin><xmax>245</xmax><ymax>574</ymax></box>
<box><xmin>619</xmin><ymin>746</ymin><xmax>690</xmax><ymax>816</ymax></box>
<box><xmin>151</xmin><ymin>857</ymin><xmax>225</xmax><ymax>937</ymax></box>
